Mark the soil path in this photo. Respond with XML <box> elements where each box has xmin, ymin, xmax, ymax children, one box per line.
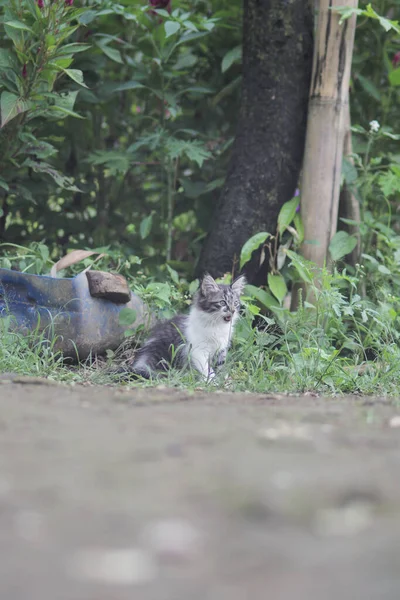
<box><xmin>0</xmin><ymin>380</ymin><xmax>400</xmax><ymax>599</ymax></box>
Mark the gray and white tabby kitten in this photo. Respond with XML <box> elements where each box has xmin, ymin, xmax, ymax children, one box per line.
<box><xmin>125</xmin><ymin>273</ymin><xmax>246</xmax><ymax>380</ymax></box>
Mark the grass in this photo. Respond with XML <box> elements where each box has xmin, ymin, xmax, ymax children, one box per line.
<box><xmin>2</xmin><ymin>257</ymin><xmax>400</xmax><ymax>396</ymax></box>
<box><xmin>2</xmin><ymin>303</ymin><xmax>400</xmax><ymax>397</ymax></box>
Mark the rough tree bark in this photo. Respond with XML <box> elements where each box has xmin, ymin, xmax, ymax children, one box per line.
<box><xmin>196</xmin><ymin>0</ymin><xmax>313</xmax><ymax>282</ymax></box>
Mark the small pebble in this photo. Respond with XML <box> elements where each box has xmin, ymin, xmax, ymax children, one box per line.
<box><xmin>69</xmin><ymin>547</ymin><xmax>156</xmax><ymax>585</ymax></box>
<box><xmin>315</xmin><ymin>502</ymin><xmax>374</xmax><ymax>537</ymax></box>
<box><xmin>259</xmin><ymin>421</ymin><xmax>312</xmax><ymax>441</ymax></box>
<box><xmin>389</xmin><ymin>415</ymin><xmax>400</xmax><ymax>428</ymax></box>
<box><xmin>145</xmin><ymin>518</ymin><xmax>201</xmax><ymax>561</ymax></box>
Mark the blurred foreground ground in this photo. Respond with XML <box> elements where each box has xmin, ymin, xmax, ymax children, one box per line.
<box><xmin>0</xmin><ymin>379</ymin><xmax>400</xmax><ymax>599</ymax></box>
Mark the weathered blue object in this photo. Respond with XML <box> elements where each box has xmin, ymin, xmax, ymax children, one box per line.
<box><xmin>0</xmin><ymin>268</ymin><xmax>149</xmax><ymax>359</ymax></box>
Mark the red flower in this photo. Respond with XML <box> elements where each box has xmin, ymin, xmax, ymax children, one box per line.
<box><xmin>22</xmin><ymin>64</ymin><xmax>27</xmax><ymax>78</ymax></box>
<box><xmin>393</xmin><ymin>51</ymin><xmax>400</xmax><ymax>68</ymax></box>
<box><xmin>65</xmin><ymin>0</ymin><xmax>74</xmax><ymax>5</ymax></box>
<box><xmin>37</xmin><ymin>0</ymin><xmax>44</xmax><ymax>8</ymax></box>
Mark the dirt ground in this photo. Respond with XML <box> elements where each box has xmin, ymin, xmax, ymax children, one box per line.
<box><xmin>0</xmin><ymin>379</ymin><xmax>400</xmax><ymax>599</ymax></box>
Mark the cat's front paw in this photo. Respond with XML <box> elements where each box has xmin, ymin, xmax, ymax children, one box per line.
<box><xmin>216</xmin><ymin>348</ymin><xmax>227</xmax><ymax>367</ymax></box>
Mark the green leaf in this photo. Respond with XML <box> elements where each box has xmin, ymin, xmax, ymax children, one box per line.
<box><xmin>166</xmin><ymin>264</ymin><xmax>179</xmax><ymax>284</ymax></box>
<box><xmin>24</xmin><ymin>159</ymin><xmax>80</xmax><ymax>191</ymax></box>
<box><xmin>293</xmin><ymin>213</ymin><xmax>304</xmax><ymax>244</ymax></box>
<box><xmin>329</xmin><ymin>231</ymin><xmax>358</xmax><ymax>261</ymax></box>
<box><xmin>0</xmin><ymin>49</ymin><xmax>14</xmax><ymax>69</ymax></box>
<box><xmin>0</xmin><ymin>92</ymin><xmax>29</xmax><ymax>128</ymax></box>
<box><xmin>112</xmin><ymin>81</ymin><xmax>145</xmax><ymax>92</ymax></box>
<box><xmin>0</xmin><ymin>177</ymin><xmax>9</xmax><ymax>192</ymax></box>
<box><xmin>23</xmin><ymin>140</ymin><xmax>57</xmax><ymax>159</ymax></box>
<box><xmin>221</xmin><ymin>45</ymin><xmax>242</xmax><ymax>73</ymax></box>
<box><xmin>286</xmin><ymin>249</ymin><xmax>313</xmax><ymax>283</ymax></box>
<box><xmin>153</xmin><ymin>9</ymin><xmax>170</xmax><ymax>18</ymax></box>
<box><xmin>98</xmin><ymin>44</ymin><xmax>123</xmax><ymax>64</ymax></box>
<box><xmin>165</xmin><ymin>138</ymin><xmax>211</xmax><ymax>167</ymax></box>
<box><xmin>118</xmin><ymin>308</ymin><xmax>137</xmax><ymax>327</ymax></box>
<box><xmin>165</xmin><ymin>21</ymin><xmax>181</xmax><ymax>38</ymax></box>
<box><xmin>140</xmin><ymin>214</ymin><xmax>153</xmax><ymax>239</ymax></box>
<box><xmin>240</xmin><ymin>232</ymin><xmax>270</xmax><ymax>269</ymax></box>
<box><xmin>342</xmin><ymin>157</ymin><xmax>358</xmax><ymax>184</ymax></box>
<box><xmin>268</xmin><ymin>273</ymin><xmax>287</xmax><ymax>305</ymax></box>
<box><xmin>57</xmin><ymin>43</ymin><xmax>91</xmax><ymax>54</ymax></box>
<box><xmin>357</xmin><ymin>74</ymin><xmax>381</xmax><ymax>101</ymax></box>
<box><xmin>4</xmin><ymin>20</ymin><xmax>33</xmax><ymax>32</ymax></box>
<box><xmin>60</xmin><ymin>68</ymin><xmax>88</xmax><ymax>88</ymax></box>
<box><xmin>189</xmin><ymin>279</ymin><xmax>199</xmax><ymax>295</ymax></box>
<box><xmin>389</xmin><ymin>68</ymin><xmax>400</xmax><ymax>87</ymax></box>
<box><xmin>182</xmin><ymin>86</ymin><xmax>214</xmax><ymax>95</ymax></box>
<box><xmin>244</xmin><ymin>284</ymin><xmax>279</xmax><ymax>309</ymax></box>
<box><xmin>277</xmin><ymin>197</ymin><xmax>299</xmax><ymax>234</ymax></box>
<box><xmin>378</xmin><ymin>170</ymin><xmax>400</xmax><ymax>197</ymax></box>
<box><xmin>378</xmin><ymin>264</ymin><xmax>391</xmax><ymax>275</ymax></box>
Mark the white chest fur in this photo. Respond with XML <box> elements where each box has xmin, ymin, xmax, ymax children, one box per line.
<box><xmin>185</xmin><ymin>307</ymin><xmax>237</xmax><ymax>378</ymax></box>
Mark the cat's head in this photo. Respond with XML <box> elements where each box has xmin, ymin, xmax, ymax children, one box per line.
<box><xmin>194</xmin><ymin>273</ymin><xmax>247</xmax><ymax>323</ymax></box>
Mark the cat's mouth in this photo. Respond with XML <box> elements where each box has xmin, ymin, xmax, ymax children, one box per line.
<box><xmin>224</xmin><ymin>315</ymin><xmax>232</xmax><ymax>322</ymax></box>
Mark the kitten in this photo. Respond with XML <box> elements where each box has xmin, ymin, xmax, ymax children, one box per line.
<box><xmin>122</xmin><ymin>273</ymin><xmax>246</xmax><ymax>380</ymax></box>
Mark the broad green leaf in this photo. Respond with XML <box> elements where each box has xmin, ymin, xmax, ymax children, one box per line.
<box><xmin>0</xmin><ymin>49</ymin><xmax>14</xmax><ymax>69</ymax></box>
<box><xmin>24</xmin><ymin>159</ymin><xmax>80</xmax><ymax>191</ymax></box>
<box><xmin>221</xmin><ymin>45</ymin><xmax>242</xmax><ymax>73</ymax></box>
<box><xmin>244</xmin><ymin>284</ymin><xmax>279</xmax><ymax>309</ymax></box>
<box><xmin>389</xmin><ymin>68</ymin><xmax>400</xmax><ymax>87</ymax></box>
<box><xmin>357</xmin><ymin>74</ymin><xmax>381</xmax><ymax>101</ymax></box>
<box><xmin>293</xmin><ymin>213</ymin><xmax>304</xmax><ymax>243</ymax></box>
<box><xmin>98</xmin><ymin>45</ymin><xmax>123</xmax><ymax>64</ymax></box>
<box><xmin>240</xmin><ymin>232</ymin><xmax>270</xmax><ymax>269</ymax></box>
<box><xmin>0</xmin><ymin>92</ymin><xmax>29</xmax><ymax>128</ymax></box>
<box><xmin>4</xmin><ymin>20</ymin><xmax>33</xmax><ymax>32</ymax></box>
<box><xmin>286</xmin><ymin>249</ymin><xmax>313</xmax><ymax>283</ymax></box>
<box><xmin>46</xmin><ymin>105</ymin><xmax>85</xmax><ymax>119</ymax></box>
<box><xmin>342</xmin><ymin>157</ymin><xmax>358</xmax><ymax>184</ymax></box>
<box><xmin>165</xmin><ymin>21</ymin><xmax>181</xmax><ymax>38</ymax></box>
<box><xmin>140</xmin><ymin>214</ymin><xmax>153</xmax><ymax>239</ymax></box>
<box><xmin>166</xmin><ymin>264</ymin><xmax>179</xmax><ymax>284</ymax></box>
<box><xmin>183</xmin><ymin>20</ymin><xmax>198</xmax><ymax>32</ymax></box>
<box><xmin>118</xmin><ymin>308</ymin><xmax>137</xmax><ymax>327</ymax></box>
<box><xmin>189</xmin><ymin>279</ymin><xmax>199</xmax><ymax>295</ymax></box>
<box><xmin>329</xmin><ymin>231</ymin><xmax>358</xmax><ymax>261</ymax></box>
<box><xmin>268</xmin><ymin>273</ymin><xmax>287</xmax><ymax>305</ymax></box>
<box><xmin>60</xmin><ymin>68</ymin><xmax>88</xmax><ymax>88</ymax></box>
<box><xmin>153</xmin><ymin>9</ymin><xmax>170</xmax><ymax>17</ymax></box>
<box><xmin>23</xmin><ymin>140</ymin><xmax>57</xmax><ymax>159</ymax></box>
<box><xmin>277</xmin><ymin>197</ymin><xmax>299</xmax><ymax>234</ymax></box>
<box><xmin>165</xmin><ymin>138</ymin><xmax>211</xmax><ymax>167</ymax></box>
<box><xmin>0</xmin><ymin>178</ymin><xmax>9</xmax><ymax>192</ymax></box>
<box><xmin>378</xmin><ymin>264</ymin><xmax>391</xmax><ymax>275</ymax></box>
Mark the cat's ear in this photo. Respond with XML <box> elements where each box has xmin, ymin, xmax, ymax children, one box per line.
<box><xmin>231</xmin><ymin>274</ymin><xmax>247</xmax><ymax>295</ymax></box>
<box><xmin>200</xmin><ymin>273</ymin><xmax>220</xmax><ymax>295</ymax></box>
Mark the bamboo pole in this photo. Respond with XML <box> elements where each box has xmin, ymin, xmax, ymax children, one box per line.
<box><xmin>295</xmin><ymin>0</ymin><xmax>358</xmax><ymax>287</ymax></box>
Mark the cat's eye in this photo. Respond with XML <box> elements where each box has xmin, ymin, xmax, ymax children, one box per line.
<box><xmin>216</xmin><ymin>300</ymin><xmax>226</xmax><ymax>307</ymax></box>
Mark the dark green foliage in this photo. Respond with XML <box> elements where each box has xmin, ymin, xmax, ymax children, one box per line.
<box><xmin>0</xmin><ymin>0</ymin><xmax>243</xmax><ymax>276</ymax></box>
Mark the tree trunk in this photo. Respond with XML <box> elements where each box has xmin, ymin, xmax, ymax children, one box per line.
<box><xmin>196</xmin><ymin>0</ymin><xmax>313</xmax><ymax>282</ymax></box>
<box><xmin>296</xmin><ymin>0</ymin><xmax>358</xmax><ymax>270</ymax></box>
